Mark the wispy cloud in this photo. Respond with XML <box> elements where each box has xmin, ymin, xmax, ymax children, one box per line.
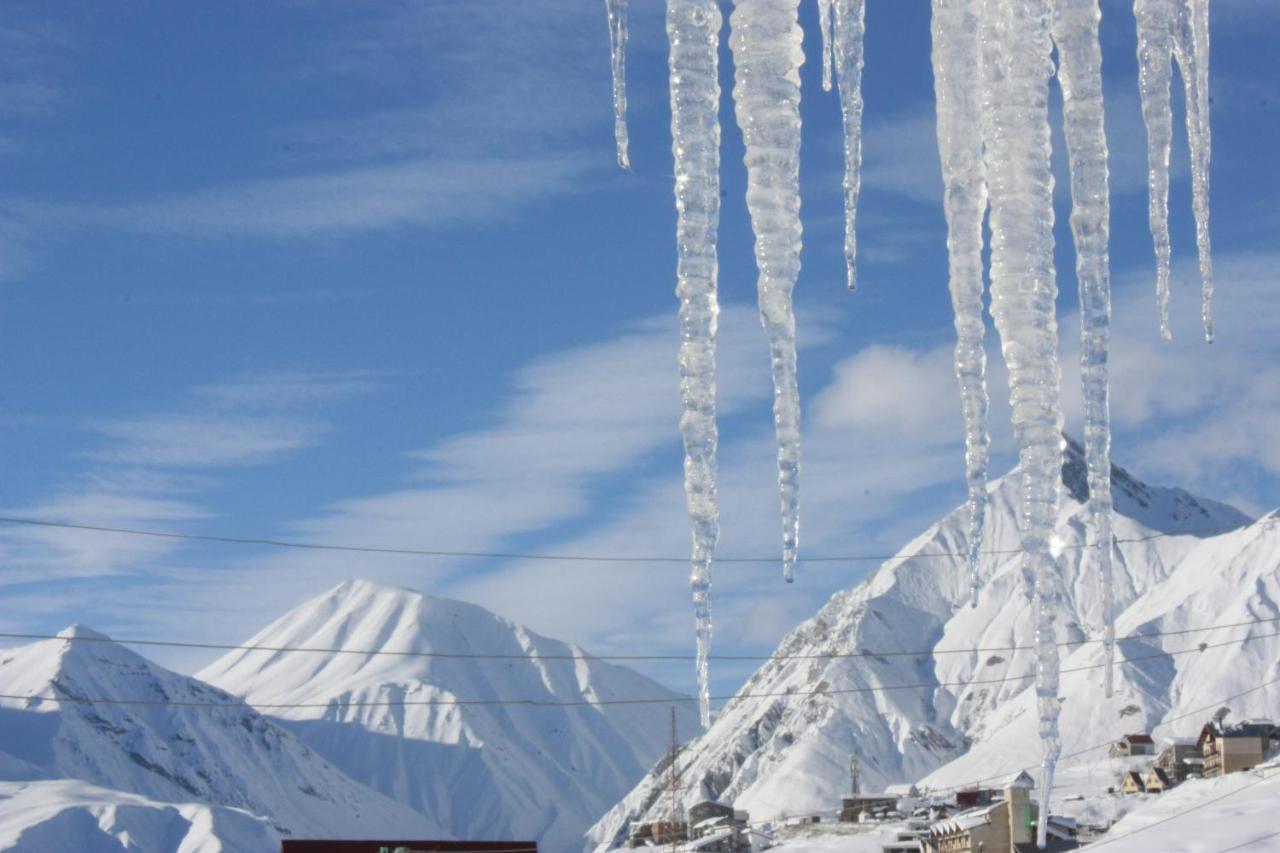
<box><xmin>44</xmin><ymin>155</ymin><xmax>594</xmax><ymax>240</ymax></box>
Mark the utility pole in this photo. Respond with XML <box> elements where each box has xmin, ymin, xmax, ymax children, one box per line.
<box><xmin>666</xmin><ymin>706</ymin><xmax>683</xmax><ymax>852</ymax></box>
<box><xmin>849</xmin><ymin>754</ymin><xmax>860</xmax><ymax>796</ymax></box>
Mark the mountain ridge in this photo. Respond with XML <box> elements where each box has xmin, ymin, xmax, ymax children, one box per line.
<box><xmin>199</xmin><ymin>577</ymin><xmax>701</xmax><ymax>851</ymax></box>
<box><xmin>586</xmin><ymin>439</ymin><xmax>1257</xmax><ymax>848</ymax></box>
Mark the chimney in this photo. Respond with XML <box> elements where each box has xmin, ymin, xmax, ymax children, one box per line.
<box><xmin>1006</xmin><ymin>784</ymin><xmax>1035</xmax><ymax>847</ymax></box>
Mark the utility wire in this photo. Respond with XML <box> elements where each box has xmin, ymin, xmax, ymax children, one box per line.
<box><xmin>1079</xmin><ymin>776</ymin><xmax>1271</xmax><ymax>850</ymax></box>
<box><xmin>0</xmin><ymin>512</ymin><xmax>1271</xmax><ymax>565</ymax></box>
<box><xmin>693</xmin><ymin>673</ymin><xmax>1280</xmax><ymax>832</ymax></box>
<box><xmin>5</xmin><ymin>628</ymin><xmax>1276</xmax><ymax>711</ymax></box>
<box><xmin>3</xmin><ymin>614</ymin><xmax>1276</xmax><ymax>664</ymax></box>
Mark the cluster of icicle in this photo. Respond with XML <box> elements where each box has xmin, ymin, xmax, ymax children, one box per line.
<box><xmin>1136</xmin><ymin>0</ymin><xmax>1214</xmax><ymax>342</ymax></box>
<box><xmin>602</xmin><ymin>1</ymin><xmax>1213</xmax><ymax>816</ymax></box>
<box><xmin>604</xmin><ymin>0</ymin><xmax>865</xmax><ymax>728</ymax></box>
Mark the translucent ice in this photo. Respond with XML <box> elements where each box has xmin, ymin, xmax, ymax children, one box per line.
<box><xmin>1053</xmin><ymin>0</ymin><xmax>1116</xmax><ymax>698</ymax></box>
<box><xmin>930</xmin><ymin>0</ymin><xmax>990</xmax><ymax>607</ymax></box>
<box><xmin>668</xmin><ymin>0</ymin><xmax>724</xmax><ymax>730</ymax></box>
<box><xmin>605</xmin><ymin>0</ymin><xmax>631</xmax><ymax>170</ymax></box>
<box><xmin>1136</xmin><ymin>0</ymin><xmax>1213</xmax><ymax>341</ymax></box>
<box><xmin>729</xmin><ymin>0</ymin><xmax>805</xmax><ymax>585</ymax></box>
<box><xmin>978</xmin><ymin>0</ymin><xmax>1063</xmax><ymax>844</ymax></box>
<box><xmin>832</xmin><ymin>0</ymin><xmax>866</xmax><ymax>291</ymax></box>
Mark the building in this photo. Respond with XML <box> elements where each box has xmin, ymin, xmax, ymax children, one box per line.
<box><xmin>921</xmin><ymin>785</ymin><xmax>1035</xmax><ymax>853</ymax></box>
<box><xmin>1143</xmin><ymin>767</ymin><xmax>1174</xmax><ymax>793</ymax></box>
<box><xmin>1109</xmin><ymin>733</ymin><xmax>1156</xmax><ymax>758</ymax></box>
<box><xmin>280</xmin><ymin>844</ymin><xmax>535</xmax><ymax>852</ymax></box>
<box><xmin>1119</xmin><ymin>771</ymin><xmax>1146</xmax><ymax>795</ymax></box>
<box><xmin>627</xmin><ymin>820</ymin><xmax>687</xmax><ymax>847</ymax></box>
<box><xmin>1155</xmin><ymin>737</ymin><xmax>1202</xmax><ymax>782</ymax></box>
<box><xmin>980</xmin><ymin>771</ymin><xmax>1035</xmax><ymax>802</ymax></box>
<box><xmin>840</xmin><ymin>793</ymin><xmax>898</xmax><ymax>822</ymax></box>
<box><xmin>685</xmin><ymin>800</ymin><xmax>750</xmax><ymax>852</ymax></box>
<box><xmin>1198</xmin><ymin>721</ymin><xmax>1280</xmax><ymax>777</ymax></box>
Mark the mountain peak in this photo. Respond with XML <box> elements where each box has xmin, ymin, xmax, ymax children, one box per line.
<box><xmin>55</xmin><ymin>624</ymin><xmax>113</xmax><ymax>642</ymax></box>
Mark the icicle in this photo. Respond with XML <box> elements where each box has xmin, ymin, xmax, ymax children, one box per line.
<box><xmin>930</xmin><ymin>0</ymin><xmax>990</xmax><ymax>609</ymax></box>
<box><xmin>1134</xmin><ymin>0</ymin><xmax>1176</xmax><ymax>340</ymax></box>
<box><xmin>832</xmin><ymin>0</ymin><xmax>866</xmax><ymax>291</ymax></box>
<box><xmin>605</xmin><ymin>0</ymin><xmax>632</xmax><ymax>170</ymax></box>
<box><xmin>668</xmin><ymin>0</ymin><xmax>724</xmax><ymax>731</ymax></box>
<box><xmin>818</xmin><ymin>0</ymin><xmax>834</xmax><ymax>92</ymax></box>
<box><xmin>1053</xmin><ymin>0</ymin><xmax>1116</xmax><ymax>698</ymax></box>
<box><xmin>1171</xmin><ymin>0</ymin><xmax>1214</xmax><ymax>341</ymax></box>
<box><xmin>729</xmin><ymin>0</ymin><xmax>805</xmax><ymax>585</ymax></box>
<box><xmin>978</xmin><ymin>0</ymin><xmax>1063</xmax><ymax>845</ymax></box>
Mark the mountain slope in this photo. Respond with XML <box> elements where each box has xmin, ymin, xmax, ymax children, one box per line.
<box><xmin>588</xmin><ymin>439</ymin><xmax>1252</xmax><ymax>848</ymax></box>
<box><xmin>0</xmin><ymin>627</ymin><xmax>448</xmax><ymax>845</ymax></box>
<box><xmin>0</xmin><ymin>780</ymin><xmax>279</xmax><ymax>853</ymax></box>
<box><xmin>921</xmin><ymin>507</ymin><xmax>1280</xmax><ymax>789</ymax></box>
<box><xmin>198</xmin><ymin>579</ymin><xmax>700</xmax><ymax>851</ymax></box>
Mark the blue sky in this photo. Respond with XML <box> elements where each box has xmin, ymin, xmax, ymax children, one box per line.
<box><xmin>0</xmin><ymin>0</ymin><xmax>1277</xmax><ymax>698</ymax></box>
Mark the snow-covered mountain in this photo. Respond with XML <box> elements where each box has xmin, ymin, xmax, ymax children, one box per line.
<box><xmin>0</xmin><ymin>780</ymin><xmax>279</xmax><ymax>853</ymax></box>
<box><xmin>588</xmin><ymin>439</ymin><xmax>1258</xmax><ymax>848</ymax></box>
<box><xmin>199</xmin><ymin>579</ymin><xmax>701</xmax><ymax>851</ymax></box>
<box><xmin>0</xmin><ymin>626</ymin><xmax>447</xmax><ymax>847</ymax></box>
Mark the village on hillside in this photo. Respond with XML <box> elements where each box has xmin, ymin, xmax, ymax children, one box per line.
<box><xmin>620</xmin><ymin>717</ymin><xmax>1280</xmax><ymax>852</ymax></box>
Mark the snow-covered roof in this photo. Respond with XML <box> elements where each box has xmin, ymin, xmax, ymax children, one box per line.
<box><xmin>1163</xmin><ymin>737</ymin><xmax>1197</xmax><ymax>747</ymax></box>
<box><xmin>1120</xmin><ymin>733</ymin><xmax>1155</xmax><ymax>744</ymax></box>
<box><xmin>929</xmin><ymin>803</ymin><xmax>997</xmax><ymax>836</ymax></box>
<box><xmin>686</xmin><ymin>829</ymin><xmax>734</xmax><ymax>849</ymax></box>
<box><xmin>885</xmin><ymin>782</ymin><xmax>920</xmax><ymax>796</ymax></box>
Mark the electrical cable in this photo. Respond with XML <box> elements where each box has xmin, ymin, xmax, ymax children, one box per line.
<box><xmin>5</xmin><ymin>627</ymin><xmax>1276</xmax><ymax>711</ymax></box>
<box><xmin>2</xmin><ymin>614</ymin><xmax>1276</xmax><ymax>664</ymax></box>
<box><xmin>0</xmin><ymin>512</ymin><xmax>1271</xmax><ymax>565</ymax></box>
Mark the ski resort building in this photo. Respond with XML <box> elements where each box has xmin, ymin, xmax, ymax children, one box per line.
<box><xmin>838</xmin><ymin>793</ymin><xmax>898</xmax><ymax>822</ymax></box>
<box><xmin>921</xmin><ymin>784</ymin><xmax>1035</xmax><ymax>853</ymax></box>
<box><xmin>1155</xmin><ymin>737</ymin><xmax>1203</xmax><ymax>782</ymax></box>
<box><xmin>627</xmin><ymin>820</ymin><xmax>688</xmax><ymax>848</ymax></box>
<box><xmin>1108</xmin><ymin>733</ymin><xmax>1156</xmax><ymax>757</ymax></box>
<box><xmin>1143</xmin><ymin>767</ymin><xmax>1174</xmax><ymax>793</ymax></box>
<box><xmin>1120</xmin><ymin>771</ymin><xmax>1146</xmax><ymax>795</ymax></box>
<box><xmin>686</xmin><ymin>800</ymin><xmax>750</xmax><ymax>851</ymax></box>
<box><xmin>1197</xmin><ymin>721</ymin><xmax>1280</xmax><ymax>777</ymax></box>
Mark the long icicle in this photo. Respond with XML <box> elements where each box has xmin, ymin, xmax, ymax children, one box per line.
<box><xmin>605</xmin><ymin>0</ymin><xmax>631</xmax><ymax>170</ymax></box>
<box><xmin>832</xmin><ymin>0</ymin><xmax>866</xmax><ymax>291</ymax></box>
<box><xmin>930</xmin><ymin>0</ymin><xmax>990</xmax><ymax>608</ymax></box>
<box><xmin>1171</xmin><ymin>0</ymin><xmax>1214</xmax><ymax>341</ymax></box>
<box><xmin>979</xmin><ymin>0</ymin><xmax>1064</xmax><ymax>845</ymax></box>
<box><xmin>1053</xmin><ymin>0</ymin><xmax>1116</xmax><ymax>698</ymax></box>
<box><xmin>730</xmin><ymin>0</ymin><xmax>805</xmax><ymax>585</ymax></box>
<box><xmin>1134</xmin><ymin>0</ymin><xmax>1176</xmax><ymax>340</ymax></box>
<box><xmin>668</xmin><ymin>0</ymin><xmax>724</xmax><ymax>731</ymax></box>
<box><xmin>818</xmin><ymin>0</ymin><xmax>834</xmax><ymax>92</ymax></box>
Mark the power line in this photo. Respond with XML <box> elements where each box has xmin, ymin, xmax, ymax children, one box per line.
<box><xmin>6</xmin><ymin>628</ymin><xmax>1277</xmax><ymax>711</ymax></box>
<box><xmin>1079</xmin><ymin>776</ymin><xmax>1271</xmax><ymax>850</ymax></box>
<box><xmin>3</xmin><ymin>614</ymin><xmax>1276</xmax><ymax>664</ymax></box>
<box><xmin>0</xmin><ymin>512</ymin><xmax>1271</xmax><ymax>565</ymax></box>
<box><xmin>695</xmin><ymin>674</ymin><xmax>1280</xmax><ymax>832</ymax></box>
<box><xmin>1211</xmin><ymin>827</ymin><xmax>1280</xmax><ymax>853</ymax></box>
<box><xmin>920</xmin><ymin>673</ymin><xmax>1280</xmax><ymax>797</ymax></box>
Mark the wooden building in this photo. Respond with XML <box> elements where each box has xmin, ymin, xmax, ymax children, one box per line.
<box><xmin>1108</xmin><ymin>733</ymin><xmax>1156</xmax><ymax>758</ymax></box>
<box><xmin>1198</xmin><ymin>721</ymin><xmax>1280</xmax><ymax>777</ymax></box>
<box><xmin>1144</xmin><ymin>767</ymin><xmax>1174</xmax><ymax>793</ymax></box>
<box><xmin>1119</xmin><ymin>771</ymin><xmax>1146</xmax><ymax>795</ymax></box>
